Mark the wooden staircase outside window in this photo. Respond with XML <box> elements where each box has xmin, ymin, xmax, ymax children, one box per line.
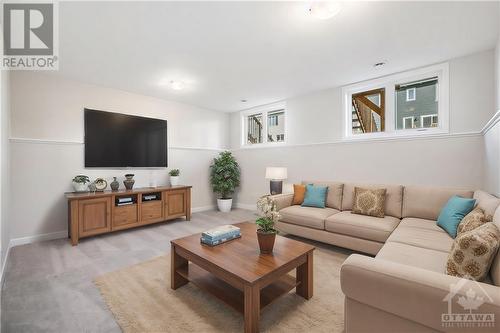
<box><xmin>351</xmin><ymin>88</ymin><xmax>385</xmax><ymax>134</ymax></box>
<box><xmin>247</xmin><ymin>115</ymin><xmax>263</xmax><ymax>144</ymax></box>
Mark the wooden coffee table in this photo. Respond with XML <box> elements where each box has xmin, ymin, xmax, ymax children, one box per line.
<box><xmin>170</xmin><ymin>222</ymin><xmax>315</xmax><ymax>333</ymax></box>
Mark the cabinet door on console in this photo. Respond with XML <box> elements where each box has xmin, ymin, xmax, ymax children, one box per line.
<box><xmin>164</xmin><ymin>190</ymin><xmax>187</xmax><ymax>218</ymax></box>
<box><xmin>78</xmin><ymin>197</ymin><xmax>112</xmax><ymax>237</ymax></box>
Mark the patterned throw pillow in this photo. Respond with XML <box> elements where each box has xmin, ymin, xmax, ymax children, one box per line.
<box><xmin>352</xmin><ymin>187</ymin><xmax>387</xmax><ymax>218</ymax></box>
<box><xmin>457</xmin><ymin>207</ymin><xmax>486</xmax><ymax>236</ymax></box>
<box><xmin>446</xmin><ymin>223</ymin><xmax>500</xmax><ymax>281</ymax></box>
<box><xmin>292</xmin><ymin>184</ymin><xmax>306</xmax><ymax>205</ymax></box>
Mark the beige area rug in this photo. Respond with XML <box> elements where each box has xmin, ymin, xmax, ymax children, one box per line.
<box><xmin>94</xmin><ymin>247</ymin><xmax>348</xmax><ymax>333</ymax></box>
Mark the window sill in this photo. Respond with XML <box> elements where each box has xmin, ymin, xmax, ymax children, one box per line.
<box><xmin>240</xmin><ymin>142</ymin><xmax>287</xmax><ymax>149</ymax></box>
<box><xmin>343</xmin><ymin>128</ymin><xmax>450</xmax><ymax>142</ymax></box>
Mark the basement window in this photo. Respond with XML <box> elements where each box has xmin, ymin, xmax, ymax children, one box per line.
<box><xmin>242</xmin><ymin>102</ymin><xmax>286</xmax><ymax>146</ymax></box>
<box><xmin>342</xmin><ymin>63</ymin><xmax>449</xmax><ymax>140</ymax></box>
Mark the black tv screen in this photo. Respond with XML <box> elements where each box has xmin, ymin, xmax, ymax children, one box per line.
<box><xmin>84</xmin><ymin>109</ymin><xmax>168</xmax><ymax>168</ymax></box>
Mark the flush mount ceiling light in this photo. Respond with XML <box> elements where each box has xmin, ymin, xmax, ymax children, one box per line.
<box><xmin>170</xmin><ymin>80</ymin><xmax>185</xmax><ymax>91</ymax></box>
<box><xmin>373</xmin><ymin>62</ymin><xmax>386</xmax><ymax>68</ymax></box>
<box><xmin>308</xmin><ymin>1</ymin><xmax>343</xmax><ymax>20</ymax></box>
<box><xmin>240</xmin><ymin>99</ymin><xmax>247</xmax><ymax>103</ymax></box>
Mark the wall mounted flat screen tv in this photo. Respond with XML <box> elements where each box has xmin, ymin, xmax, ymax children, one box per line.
<box><xmin>84</xmin><ymin>109</ymin><xmax>168</xmax><ymax>168</ymax></box>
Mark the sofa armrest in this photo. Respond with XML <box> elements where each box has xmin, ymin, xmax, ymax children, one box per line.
<box><xmin>268</xmin><ymin>193</ymin><xmax>293</xmax><ymax>211</ymax></box>
<box><xmin>341</xmin><ymin>254</ymin><xmax>500</xmax><ymax>331</ymax></box>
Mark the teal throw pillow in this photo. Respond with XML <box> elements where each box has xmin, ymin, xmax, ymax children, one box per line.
<box><xmin>301</xmin><ymin>184</ymin><xmax>328</xmax><ymax>208</ymax></box>
<box><xmin>437</xmin><ymin>195</ymin><xmax>476</xmax><ymax>238</ymax></box>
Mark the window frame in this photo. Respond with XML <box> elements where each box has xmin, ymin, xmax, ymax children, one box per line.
<box><xmin>402</xmin><ymin>116</ymin><xmax>414</xmax><ymax>129</ymax></box>
<box><xmin>241</xmin><ymin>102</ymin><xmax>287</xmax><ymax>147</ymax></box>
<box><xmin>406</xmin><ymin>87</ymin><xmax>416</xmax><ymax>101</ymax></box>
<box><xmin>342</xmin><ymin>62</ymin><xmax>449</xmax><ymax>141</ymax></box>
<box><xmin>421</xmin><ymin>114</ymin><xmax>438</xmax><ymax>128</ymax></box>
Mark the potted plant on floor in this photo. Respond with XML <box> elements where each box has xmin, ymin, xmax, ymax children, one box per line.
<box><xmin>169</xmin><ymin>169</ymin><xmax>180</xmax><ymax>186</ymax></box>
<box><xmin>72</xmin><ymin>175</ymin><xmax>90</xmax><ymax>192</ymax></box>
<box><xmin>210</xmin><ymin>151</ymin><xmax>240</xmax><ymax>212</ymax></box>
<box><xmin>256</xmin><ymin>195</ymin><xmax>280</xmax><ymax>254</ymax></box>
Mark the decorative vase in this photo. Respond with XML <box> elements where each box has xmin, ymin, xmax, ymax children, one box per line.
<box><xmin>72</xmin><ymin>182</ymin><xmax>88</xmax><ymax>192</ymax></box>
<box><xmin>110</xmin><ymin>177</ymin><xmax>119</xmax><ymax>191</ymax></box>
<box><xmin>124</xmin><ymin>174</ymin><xmax>135</xmax><ymax>190</ymax></box>
<box><xmin>170</xmin><ymin>176</ymin><xmax>180</xmax><ymax>186</ymax></box>
<box><xmin>257</xmin><ymin>231</ymin><xmax>276</xmax><ymax>254</ymax></box>
<box><xmin>217</xmin><ymin>198</ymin><xmax>232</xmax><ymax>212</ymax></box>
<box><xmin>88</xmin><ymin>182</ymin><xmax>97</xmax><ymax>192</ymax></box>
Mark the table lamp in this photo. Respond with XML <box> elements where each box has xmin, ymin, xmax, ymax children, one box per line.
<box><xmin>265</xmin><ymin>167</ymin><xmax>288</xmax><ymax>195</ymax></box>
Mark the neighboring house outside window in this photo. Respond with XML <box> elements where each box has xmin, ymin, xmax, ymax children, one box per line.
<box><xmin>242</xmin><ymin>102</ymin><xmax>286</xmax><ymax>146</ymax></box>
<box><xmin>396</xmin><ymin>78</ymin><xmax>438</xmax><ymax>130</ymax></box>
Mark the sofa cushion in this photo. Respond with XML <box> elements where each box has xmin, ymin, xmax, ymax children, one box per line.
<box><xmin>376</xmin><ymin>242</ymin><xmax>449</xmax><ymax>273</ymax></box>
<box><xmin>352</xmin><ymin>187</ymin><xmax>387</xmax><ymax>218</ymax></box>
<box><xmin>446</xmin><ymin>222</ymin><xmax>500</xmax><ymax>281</ymax></box>
<box><xmin>279</xmin><ymin>205</ymin><xmax>338</xmax><ymax>230</ymax></box>
<box><xmin>387</xmin><ymin>223</ymin><xmax>454</xmax><ymax>253</ymax></box>
<box><xmin>342</xmin><ymin>183</ymin><xmax>403</xmax><ymax>218</ymax></box>
<box><xmin>474</xmin><ymin>190</ymin><xmax>500</xmax><ymax>220</ymax></box>
<box><xmin>437</xmin><ymin>195</ymin><xmax>476</xmax><ymax>238</ymax></box>
<box><xmin>302</xmin><ymin>181</ymin><xmax>343</xmax><ymax>210</ymax></box>
<box><xmin>402</xmin><ymin>185</ymin><xmax>473</xmax><ymax>221</ymax></box>
<box><xmin>398</xmin><ymin>217</ymin><xmax>444</xmax><ymax>232</ymax></box>
<box><xmin>325</xmin><ymin>211</ymin><xmax>400</xmax><ymax>243</ymax></box>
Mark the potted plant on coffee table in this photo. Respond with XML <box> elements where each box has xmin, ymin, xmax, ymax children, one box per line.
<box><xmin>256</xmin><ymin>195</ymin><xmax>280</xmax><ymax>254</ymax></box>
<box><xmin>210</xmin><ymin>151</ymin><xmax>240</xmax><ymax>212</ymax></box>
<box><xmin>169</xmin><ymin>169</ymin><xmax>180</xmax><ymax>186</ymax></box>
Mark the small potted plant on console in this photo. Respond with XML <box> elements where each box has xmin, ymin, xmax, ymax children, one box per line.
<box><xmin>256</xmin><ymin>195</ymin><xmax>280</xmax><ymax>254</ymax></box>
<box><xmin>169</xmin><ymin>169</ymin><xmax>180</xmax><ymax>186</ymax></box>
<box><xmin>72</xmin><ymin>175</ymin><xmax>90</xmax><ymax>192</ymax></box>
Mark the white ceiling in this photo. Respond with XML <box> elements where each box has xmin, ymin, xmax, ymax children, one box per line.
<box><xmin>54</xmin><ymin>1</ymin><xmax>499</xmax><ymax>112</ymax></box>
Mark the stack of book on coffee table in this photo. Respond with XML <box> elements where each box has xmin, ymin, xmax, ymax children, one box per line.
<box><xmin>201</xmin><ymin>225</ymin><xmax>241</xmax><ymax>246</ymax></box>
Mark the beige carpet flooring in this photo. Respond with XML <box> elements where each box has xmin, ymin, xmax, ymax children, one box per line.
<box><xmin>94</xmin><ymin>245</ymin><xmax>350</xmax><ymax>333</ymax></box>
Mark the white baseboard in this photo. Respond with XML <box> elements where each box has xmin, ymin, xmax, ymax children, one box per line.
<box><xmin>1</xmin><ymin>245</ymin><xmax>12</xmax><ymax>286</ymax></box>
<box><xmin>235</xmin><ymin>203</ymin><xmax>256</xmax><ymax>210</ymax></box>
<box><xmin>9</xmin><ymin>230</ymin><xmax>68</xmax><ymax>247</ymax></box>
<box><xmin>0</xmin><ymin>205</ymin><xmax>242</xmax><ymax>283</ymax></box>
<box><xmin>192</xmin><ymin>205</ymin><xmax>217</xmax><ymax>213</ymax></box>
<box><xmin>6</xmin><ymin>207</ymin><xmax>216</xmax><ymax>249</ymax></box>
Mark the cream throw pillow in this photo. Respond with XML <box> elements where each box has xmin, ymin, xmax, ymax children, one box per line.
<box><xmin>457</xmin><ymin>206</ymin><xmax>487</xmax><ymax>236</ymax></box>
<box><xmin>352</xmin><ymin>187</ymin><xmax>386</xmax><ymax>218</ymax></box>
<box><xmin>446</xmin><ymin>222</ymin><xmax>500</xmax><ymax>281</ymax></box>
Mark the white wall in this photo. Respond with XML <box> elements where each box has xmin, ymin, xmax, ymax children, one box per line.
<box><xmin>230</xmin><ymin>51</ymin><xmax>495</xmax><ymax>205</ymax></box>
<box><xmin>484</xmin><ymin>120</ymin><xmax>500</xmax><ymax>196</ymax></box>
<box><xmin>9</xmin><ymin>72</ymin><xmax>229</xmax><ymax>241</ymax></box>
<box><xmin>483</xmin><ymin>21</ymin><xmax>500</xmax><ymax>196</ymax></box>
<box><xmin>1</xmin><ymin>70</ymin><xmax>11</xmax><ymax>272</ymax></box>
<box><xmin>496</xmin><ymin>25</ymin><xmax>500</xmax><ymax>111</ymax></box>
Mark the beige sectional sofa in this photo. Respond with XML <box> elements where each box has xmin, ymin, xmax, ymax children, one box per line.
<box><xmin>271</xmin><ymin>181</ymin><xmax>500</xmax><ymax>332</ymax></box>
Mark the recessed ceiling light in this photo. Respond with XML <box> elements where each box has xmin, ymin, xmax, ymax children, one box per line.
<box><xmin>308</xmin><ymin>1</ymin><xmax>343</xmax><ymax>20</ymax></box>
<box><xmin>170</xmin><ymin>80</ymin><xmax>185</xmax><ymax>91</ymax></box>
<box><xmin>240</xmin><ymin>99</ymin><xmax>247</xmax><ymax>103</ymax></box>
<box><xmin>373</xmin><ymin>62</ymin><xmax>386</xmax><ymax>68</ymax></box>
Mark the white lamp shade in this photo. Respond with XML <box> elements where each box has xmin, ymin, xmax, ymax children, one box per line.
<box><xmin>265</xmin><ymin>167</ymin><xmax>287</xmax><ymax>180</ymax></box>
